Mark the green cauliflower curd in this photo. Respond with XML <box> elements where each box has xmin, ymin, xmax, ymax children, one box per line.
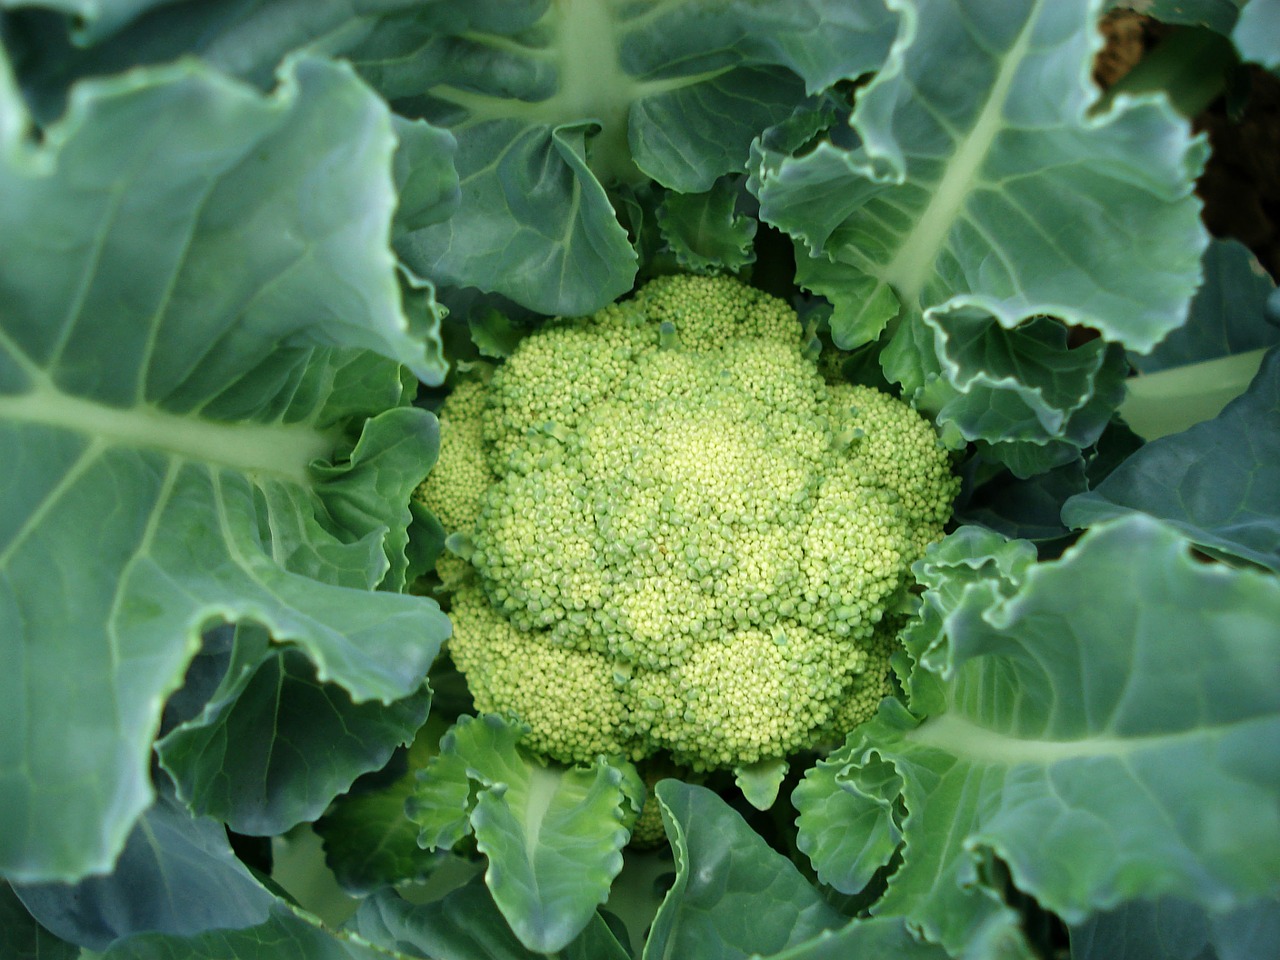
<box><xmin>416</xmin><ymin>275</ymin><xmax>958</xmax><ymax>771</ymax></box>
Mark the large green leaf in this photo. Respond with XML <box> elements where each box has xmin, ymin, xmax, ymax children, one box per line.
<box><xmin>341</xmin><ymin>0</ymin><xmax>898</xmax><ymax>314</ymax></box>
<box><xmin>1109</xmin><ymin>0</ymin><xmax>1246</xmax><ymax>33</ymax></box>
<box><xmin>0</xmin><ymin>883</ymin><xmax>78</xmax><ymax>960</ymax></box>
<box><xmin>100</xmin><ymin>908</ymin><xmax>391</xmax><ymax>960</ymax></box>
<box><xmin>0</xmin><ymin>56</ymin><xmax>450</xmax><ymax>883</ymax></box>
<box><xmin>758</xmin><ymin>916</ymin><xmax>998</xmax><ymax>960</ymax></box>
<box><xmin>795</xmin><ymin>516</ymin><xmax>1280</xmax><ymax>953</ymax></box>
<box><xmin>1070</xmin><ymin>896</ymin><xmax>1280</xmax><ymax>960</ymax></box>
<box><xmin>14</xmin><ymin>784</ymin><xmax>405</xmax><ymax>957</ymax></box>
<box><xmin>348</xmin><ymin>881</ymin><xmax>631</xmax><ymax>960</ymax></box>
<box><xmin>1234</xmin><ymin>0</ymin><xmax>1280</xmax><ymax>72</ymax></box>
<box><xmin>0</xmin><ymin>0</ymin><xmax>186</xmax><ymax>43</ymax></box>
<box><xmin>406</xmin><ymin>715</ymin><xmax>635</xmax><ymax>954</ymax></box>
<box><xmin>4</xmin><ymin>0</ymin><xmax>425</xmax><ymax>116</ymax></box>
<box><xmin>656</xmin><ymin>175</ymin><xmax>758</xmax><ymax>274</ymax></box>
<box><xmin>1133</xmin><ymin>239</ymin><xmax>1279</xmax><ymax>373</ymax></box>
<box><xmin>754</xmin><ymin>0</ymin><xmax>1208</xmax><ymax>470</ymax></box>
<box><xmin>315</xmin><ymin>717</ymin><xmax>449</xmax><ymax>895</ymax></box>
<box><xmin>156</xmin><ymin>634</ymin><xmax>432</xmax><ymax>836</ymax></box>
<box><xmin>13</xmin><ymin>788</ymin><xmax>275</xmax><ymax>950</ymax></box>
<box><xmin>644</xmin><ymin>780</ymin><xmax>844</xmax><ymax>960</ymax></box>
<box><xmin>1063</xmin><ymin>347</ymin><xmax>1280</xmax><ymax>571</ymax></box>
<box><xmin>8</xmin><ymin>0</ymin><xmax>898</xmax><ymax>314</ymax></box>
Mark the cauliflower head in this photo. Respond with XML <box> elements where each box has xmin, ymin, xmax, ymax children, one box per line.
<box><xmin>416</xmin><ymin>275</ymin><xmax>958</xmax><ymax>771</ymax></box>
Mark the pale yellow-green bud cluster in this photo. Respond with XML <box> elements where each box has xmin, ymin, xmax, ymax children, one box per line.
<box><xmin>416</xmin><ymin>275</ymin><xmax>958</xmax><ymax>770</ymax></box>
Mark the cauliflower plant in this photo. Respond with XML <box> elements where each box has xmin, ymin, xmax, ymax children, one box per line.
<box><xmin>417</xmin><ymin>275</ymin><xmax>958</xmax><ymax>772</ymax></box>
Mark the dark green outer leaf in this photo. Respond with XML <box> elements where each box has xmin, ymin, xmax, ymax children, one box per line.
<box><xmin>7</xmin><ymin>0</ymin><xmax>426</xmax><ymax>119</ymax></box>
<box><xmin>348</xmin><ymin>881</ymin><xmax>630</xmax><ymax>960</ymax></box>
<box><xmin>394</xmin><ymin>119</ymin><xmax>638</xmax><ymax>317</ymax></box>
<box><xmin>755</xmin><ymin>0</ymin><xmax>1207</xmax><ymax>474</ymax></box>
<box><xmin>390</xmin><ymin>114</ymin><xmax>460</xmax><ymax>237</ymax></box>
<box><xmin>656</xmin><ymin>175</ymin><xmax>757</xmax><ymax>274</ymax></box>
<box><xmin>100</xmin><ymin>904</ymin><xmax>394</xmax><ymax>960</ymax></box>
<box><xmin>0</xmin><ymin>882</ymin><xmax>79</xmax><ymax>960</ymax></box>
<box><xmin>407</xmin><ymin>715</ymin><xmax>633</xmax><ymax>954</ymax></box>
<box><xmin>0</xmin><ymin>57</ymin><xmax>448</xmax><ymax>884</ymax></box>
<box><xmin>313</xmin><ymin>713</ymin><xmax>455</xmax><ymax>896</ymax></box>
<box><xmin>1070</xmin><ymin>896</ymin><xmax>1280</xmax><ymax>960</ymax></box>
<box><xmin>757</xmin><ymin>916</ymin><xmax>972</xmax><ymax>960</ymax></box>
<box><xmin>1234</xmin><ymin>0</ymin><xmax>1280</xmax><ymax>72</ymax></box>
<box><xmin>796</xmin><ymin>516</ymin><xmax>1280</xmax><ymax>953</ymax></box>
<box><xmin>1133</xmin><ymin>238</ymin><xmax>1279</xmax><ymax>373</ymax></box>
<box><xmin>0</xmin><ymin>0</ymin><xmax>186</xmax><ymax>44</ymax></box>
<box><xmin>157</xmin><ymin>640</ymin><xmax>432</xmax><ymax>836</ymax></box>
<box><xmin>759</xmin><ymin>0</ymin><xmax>1209</xmax><ymax>353</ymax></box>
<box><xmin>1109</xmin><ymin>0</ymin><xmax>1245</xmax><ymax>33</ymax></box>
<box><xmin>13</xmin><ymin>790</ymin><xmax>275</xmax><ymax>950</ymax></box>
<box><xmin>1063</xmin><ymin>346</ymin><xmax>1280</xmax><ymax>571</ymax></box>
<box><xmin>644</xmin><ymin>780</ymin><xmax>843</xmax><ymax>960</ymax></box>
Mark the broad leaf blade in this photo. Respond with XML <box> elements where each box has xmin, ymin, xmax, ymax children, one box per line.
<box><xmin>1234</xmin><ymin>0</ymin><xmax>1280</xmax><ymax>72</ymax></box>
<box><xmin>755</xmin><ymin>0</ymin><xmax>1208</xmax><ymax>470</ymax></box>
<box><xmin>348</xmin><ymin>881</ymin><xmax>630</xmax><ymax>960</ymax></box>
<box><xmin>796</xmin><ymin>516</ymin><xmax>1280</xmax><ymax>953</ymax></box>
<box><xmin>0</xmin><ymin>883</ymin><xmax>79</xmax><ymax>960</ymax></box>
<box><xmin>1063</xmin><ymin>347</ymin><xmax>1280</xmax><ymax>571</ymax></box>
<box><xmin>757</xmin><ymin>916</ymin><xmax>966</xmax><ymax>960</ymax></box>
<box><xmin>157</xmin><ymin>640</ymin><xmax>431</xmax><ymax>836</ymax></box>
<box><xmin>0</xmin><ymin>57</ymin><xmax>449</xmax><ymax>882</ymax></box>
<box><xmin>657</xmin><ymin>176</ymin><xmax>758</xmax><ymax>274</ymax></box>
<box><xmin>13</xmin><ymin>790</ymin><xmax>274</xmax><ymax>950</ymax></box>
<box><xmin>0</xmin><ymin>0</ymin><xmax>187</xmax><ymax>43</ymax></box>
<box><xmin>1132</xmin><ymin>239</ymin><xmax>1279</xmax><ymax>373</ymax></box>
<box><xmin>1070</xmin><ymin>895</ymin><xmax>1280</xmax><ymax>960</ymax></box>
<box><xmin>407</xmin><ymin>715</ymin><xmax>632</xmax><ymax>954</ymax></box>
<box><xmin>645</xmin><ymin>780</ymin><xmax>844</xmax><ymax>960</ymax></box>
<box><xmin>393</xmin><ymin>119</ymin><xmax>638</xmax><ymax>317</ymax></box>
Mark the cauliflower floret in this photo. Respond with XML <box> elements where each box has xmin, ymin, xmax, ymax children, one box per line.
<box><xmin>417</xmin><ymin>274</ymin><xmax>959</xmax><ymax>771</ymax></box>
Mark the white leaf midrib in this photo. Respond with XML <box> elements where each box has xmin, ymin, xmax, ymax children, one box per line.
<box><xmin>0</xmin><ymin>378</ymin><xmax>334</xmax><ymax>487</ymax></box>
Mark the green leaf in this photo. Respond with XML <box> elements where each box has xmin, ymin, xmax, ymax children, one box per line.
<box><xmin>1063</xmin><ymin>347</ymin><xmax>1280</xmax><ymax>571</ymax></box>
<box><xmin>13</xmin><ymin>789</ymin><xmax>275</xmax><ymax>950</ymax></box>
<box><xmin>756</xmin><ymin>916</ymin><xmax>962</xmax><ymax>960</ymax></box>
<box><xmin>925</xmin><ymin>309</ymin><xmax>1130</xmax><ymax>476</ymax></box>
<box><xmin>7</xmin><ymin>0</ymin><xmax>427</xmax><ymax>121</ymax></box>
<box><xmin>394</xmin><ymin>119</ymin><xmax>638</xmax><ymax>317</ymax></box>
<box><xmin>797</xmin><ymin>516</ymin><xmax>1280</xmax><ymax>953</ymax></box>
<box><xmin>157</xmin><ymin>636</ymin><xmax>432</xmax><ymax>836</ymax></box>
<box><xmin>1134</xmin><ymin>239</ymin><xmax>1279</xmax><ymax>373</ymax></box>
<box><xmin>0</xmin><ymin>0</ymin><xmax>186</xmax><ymax>43</ymax></box>
<box><xmin>657</xmin><ymin>176</ymin><xmax>758</xmax><ymax>274</ymax></box>
<box><xmin>644</xmin><ymin>780</ymin><xmax>844</xmax><ymax>960</ymax></box>
<box><xmin>406</xmin><ymin>715</ymin><xmax>634</xmax><ymax>954</ymax></box>
<box><xmin>954</xmin><ymin>457</ymin><xmax>1089</xmax><ymax>543</ymax></box>
<box><xmin>315</xmin><ymin>719</ymin><xmax>449</xmax><ymax>895</ymax></box>
<box><xmin>1121</xmin><ymin>347</ymin><xmax>1269</xmax><ymax>440</ymax></box>
<box><xmin>755</xmin><ymin>0</ymin><xmax>1208</xmax><ymax>467</ymax></box>
<box><xmin>390</xmin><ymin>115</ymin><xmax>460</xmax><ymax>238</ymax></box>
<box><xmin>792</xmin><ymin>752</ymin><xmax>905</xmax><ymax>899</ymax></box>
<box><xmin>1109</xmin><ymin>0</ymin><xmax>1246</xmax><ymax>33</ymax></box>
<box><xmin>0</xmin><ymin>56</ymin><xmax>450</xmax><ymax>883</ymax></box>
<box><xmin>0</xmin><ymin>42</ymin><xmax>28</xmax><ymax>151</ymax></box>
<box><xmin>348</xmin><ymin>881</ymin><xmax>631</xmax><ymax>960</ymax></box>
<box><xmin>100</xmin><ymin>903</ymin><xmax>394</xmax><ymax>960</ymax></box>
<box><xmin>1070</xmin><ymin>895</ymin><xmax>1280</xmax><ymax>960</ymax></box>
<box><xmin>1234</xmin><ymin>0</ymin><xmax>1280</xmax><ymax>72</ymax></box>
<box><xmin>0</xmin><ymin>883</ymin><xmax>78</xmax><ymax>960</ymax></box>
<box><xmin>345</xmin><ymin>0</ymin><xmax>896</xmax><ymax>313</ymax></box>
<box><xmin>733</xmin><ymin>758</ymin><xmax>789</xmax><ymax>811</ymax></box>
<box><xmin>468</xmin><ymin>309</ymin><xmax>528</xmax><ymax>360</ymax></box>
